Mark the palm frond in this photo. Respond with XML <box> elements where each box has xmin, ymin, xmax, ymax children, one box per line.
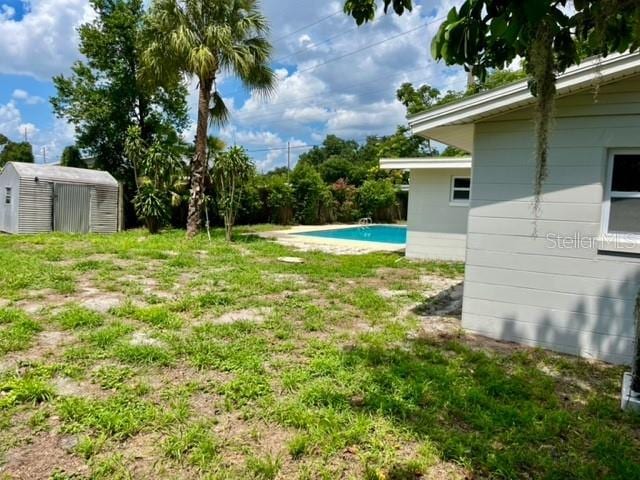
<box><xmin>209</xmin><ymin>90</ymin><xmax>230</xmax><ymax>126</ymax></box>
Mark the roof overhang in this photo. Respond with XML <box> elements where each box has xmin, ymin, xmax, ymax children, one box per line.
<box><xmin>380</xmin><ymin>157</ymin><xmax>471</xmax><ymax>170</ymax></box>
<box><xmin>408</xmin><ymin>52</ymin><xmax>640</xmax><ymax>152</ymax></box>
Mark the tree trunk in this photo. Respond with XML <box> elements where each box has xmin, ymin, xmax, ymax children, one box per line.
<box><xmin>187</xmin><ymin>76</ymin><xmax>213</xmax><ymax>238</ymax></box>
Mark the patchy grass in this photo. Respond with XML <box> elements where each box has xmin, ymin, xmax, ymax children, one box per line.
<box><xmin>0</xmin><ymin>228</ymin><xmax>637</xmax><ymax>479</ymax></box>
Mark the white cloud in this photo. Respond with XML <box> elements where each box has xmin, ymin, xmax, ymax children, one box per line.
<box><xmin>0</xmin><ymin>0</ymin><xmax>95</xmax><ymax>79</ymax></box>
<box><xmin>0</xmin><ymin>4</ymin><xmax>16</xmax><ymax>20</ymax></box>
<box><xmin>12</xmin><ymin>89</ymin><xmax>45</xmax><ymax>105</ymax></box>
<box><xmin>0</xmin><ymin>101</ymin><xmax>23</xmax><ymax>137</ymax></box>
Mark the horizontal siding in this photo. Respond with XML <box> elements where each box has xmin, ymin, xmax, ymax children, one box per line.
<box><xmin>462</xmin><ymin>73</ymin><xmax>640</xmax><ymax>364</ymax></box>
<box><xmin>406</xmin><ymin>168</ymin><xmax>468</xmax><ymax>261</ymax></box>
<box><xmin>406</xmin><ymin>231</ymin><xmax>466</xmax><ymax>261</ymax></box>
<box><xmin>463</xmin><ymin>313</ymin><xmax>634</xmax><ymax>365</ymax></box>
<box><xmin>18</xmin><ymin>179</ymin><xmax>53</xmax><ymax>233</ymax></box>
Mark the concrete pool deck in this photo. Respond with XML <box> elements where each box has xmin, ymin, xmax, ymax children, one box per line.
<box><xmin>258</xmin><ymin>224</ymin><xmax>406</xmax><ymax>255</ymax></box>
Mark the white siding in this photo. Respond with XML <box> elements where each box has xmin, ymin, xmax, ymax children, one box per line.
<box><xmin>462</xmin><ymin>76</ymin><xmax>640</xmax><ymax>364</ymax></box>
<box><xmin>406</xmin><ymin>168</ymin><xmax>469</xmax><ymax>261</ymax></box>
<box><xmin>0</xmin><ymin>164</ymin><xmax>20</xmax><ymax>233</ymax></box>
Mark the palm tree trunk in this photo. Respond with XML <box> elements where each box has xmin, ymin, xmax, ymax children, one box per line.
<box><xmin>187</xmin><ymin>76</ymin><xmax>213</xmax><ymax>238</ymax></box>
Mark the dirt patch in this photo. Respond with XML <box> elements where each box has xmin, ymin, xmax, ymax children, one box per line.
<box><xmin>378</xmin><ymin>288</ymin><xmax>409</xmax><ymax>299</ymax></box>
<box><xmin>267</xmin><ymin>273</ymin><xmax>308</xmax><ymax>285</ymax></box>
<box><xmin>130</xmin><ymin>331</ymin><xmax>164</xmax><ymax>347</ymax></box>
<box><xmin>0</xmin><ymin>331</ymin><xmax>76</xmax><ymax>373</ymax></box>
<box><xmin>424</xmin><ymin>461</ymin><xmax>471</xmax><ymax>479</ymax></box>
<box><xmin>52</xmin><ymin>376</ymin><xmax>107</xmax><ymax>399</ymax></box>
<box><xmin>0</xmin><ymin>432</ymin><xmax>89</xmax><ymax>479</ymax></box>
<box><xmin>208</xmin><ymin>308</ymin><xmax>273</xmax><ymax>326</ymax></box>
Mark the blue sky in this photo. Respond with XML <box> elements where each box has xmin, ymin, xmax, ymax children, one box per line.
<box><xmin>0</xmin><ymin>0</ymin><xmax>467</xmax><ymax>170</ymax></box>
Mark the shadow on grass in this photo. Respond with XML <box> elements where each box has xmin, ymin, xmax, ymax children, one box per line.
<box><xmin>338</xmin><ymin>336</ymin><xmax>640</xmax><ymax>479</ymax></box>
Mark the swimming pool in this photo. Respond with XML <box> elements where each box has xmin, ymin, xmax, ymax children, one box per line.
<box><xmin>295</xmin><ymin>225</ymin><xmax>407</xmax><ymax>244</ymax></box>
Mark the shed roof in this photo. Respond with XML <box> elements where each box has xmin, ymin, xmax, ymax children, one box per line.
<box><xmin>7</xmin><ymin>162</ymin><xmax>118</xmax><ymax>187</ymax></box>
<box><xmin>409</xmin><ymin>52</ymin><xmax>640</xmax><ymax>152</ymax></box>
<box><xmin>380</xmin><ymin>157</ymin><xmax>471</xmax><ymax>170</ymax></box>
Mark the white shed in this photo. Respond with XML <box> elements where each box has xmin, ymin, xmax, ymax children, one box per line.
<box><xmin>380</xmin><ymin>157</ymin><xmax>471</xmax><ymax>261</ymax></box>
<box><xmin>0</xmin><ymin>162</ymin><xmax>121</xmax><ymax>234</ymax></box>
<box><xmin>409</xmin><ymin>52</ymin><xmax>640</xmax><ymax>364</ymax></box>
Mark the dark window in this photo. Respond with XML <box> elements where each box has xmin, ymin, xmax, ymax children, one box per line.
<box><xmin>451</xmin><ymin>176</ymin><xmax>471</xmax><ymax>203</ymax></box>
<box><xmin>607</xmin><ymin>154</ymin><xmax>640</xmax><ymax>234</ymax></box>
<box><xmin>4</xmin><ymin>187</ymin><xmax>11</xmax><ymax>205</ymax></box>
<box><xmin>611</xmin><ymin>154</ymin><xmax>640</xmax><ymax>192</ymax></box>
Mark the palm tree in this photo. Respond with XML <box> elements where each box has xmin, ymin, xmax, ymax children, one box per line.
<box><xmin>143</xmin><ymin>0</ymin><xmax>275</xmax><ymax>237</ymax></box>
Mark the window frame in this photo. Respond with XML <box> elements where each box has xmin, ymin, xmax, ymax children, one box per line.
<box><xmin>601</xmin><ymin>149</ymin><xmax>640</xmax><ymax>242</ymax></box>
<box><xmin>450</xmin><ymin>175</ymin><xmax>471</xmax><ymax>206</ymax></box>
<box><xmin>4</xmin><ymin>187</ymin><xmax>11</xmax><ymax>205</ymax></box>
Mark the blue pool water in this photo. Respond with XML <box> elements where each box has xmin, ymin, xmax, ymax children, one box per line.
<box><xmin>296</xmin><ymin>225</ymin><xmax>407</xmax><ymax>244</ymax></box>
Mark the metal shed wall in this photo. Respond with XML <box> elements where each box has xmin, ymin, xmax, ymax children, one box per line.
<box><xmin>1</xmin><ymin>162</ymin><xmax>121</xmax><ymax>234</ymax></box>
<box><xmin>18</xmin><ymin>177</ymin><xmax>53</xmax><ymax>233</ymax></box>
<box><xmin>0</xmin><ymin>164</ymin><xmax>21</xmax><ymax>233</ymax></box>
<box><xmin>90</xmin><ymin>185</ymin><xmax>120</xmax><ymax>233</ymax></box>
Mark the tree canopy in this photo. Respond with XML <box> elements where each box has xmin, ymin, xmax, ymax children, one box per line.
<box><xmin>0</xmin><ymin>135</ymin><xmax>34</xmax><ymax>166</ymax></box>
<box><xmin>51</xmin><ymin>0</ymin><xmax>188</xmax><ymax>185</ymax></box>
<box><xmin>60</xmin><ymin>146</ymin><xmax>88</xmax><ymax>169</ymax></box>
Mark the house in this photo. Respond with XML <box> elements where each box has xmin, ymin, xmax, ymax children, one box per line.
<box><xmin>0</xmin><ymin>162</ymin><xmax>121</xmax><ymax>234</ymax></box>
<box><xmin>380</xmin><ymin>157</ymin><xmax>471</xmax><ymax>261</ymax></box>
<box><xmin>408</xmin><ymin>52</ymin><xmax>640</xmax><ymax>365</ymax></box>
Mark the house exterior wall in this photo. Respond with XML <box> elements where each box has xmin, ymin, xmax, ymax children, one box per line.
<box><xmin>462</xmin><ymin>76</ymin><xmax>640</xmax><ymax>364</ymax></box>
<box><xmin>406</xmin><ymin>168</ymin><xmax>469</xmax><ymax>261</ymax></box>
<box><xmin>0</xmin><ymin>164</ymin><xmax>20</xmax><ymax>233</ymax></box>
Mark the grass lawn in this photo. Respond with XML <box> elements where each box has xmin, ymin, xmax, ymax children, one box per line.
<box><xmin>0</xmin><ymin>228</ymin><xmax>638</xmax><ymax>479</ymax></box>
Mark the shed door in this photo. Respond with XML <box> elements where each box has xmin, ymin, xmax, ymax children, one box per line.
<box><xmin>53</xmin><ymin>183</ymin><xmax>91</xmax><ymax>233</ymax></box>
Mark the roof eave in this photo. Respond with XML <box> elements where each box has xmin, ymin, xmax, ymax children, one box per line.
<box><xmin>409</xmin><ymin>52</ymin><xmax>640</xmax><ymax>139</ymax></box>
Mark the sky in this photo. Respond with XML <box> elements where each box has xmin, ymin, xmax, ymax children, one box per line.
<box><xmin>0</xmin><ymin>0</ymin><xmax>467</xmax><ymax>171</ymax></box>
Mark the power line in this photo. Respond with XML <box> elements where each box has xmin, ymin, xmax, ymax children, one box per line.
<box><xmin>245</xmin><ymin>134</ymin><xmax>381</xmax><ymax>154</ymax></box>
<box><xmin>296</xmin><ymin>18</ymin><xmax>443</xmax><ymax>75</ymax></box>
<box><xmin>271</xmin><ymin>9</ymin><xmax>343</xmax><ymax>45</ymax></box>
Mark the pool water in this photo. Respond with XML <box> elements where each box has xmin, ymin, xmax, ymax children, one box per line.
<box><xmin>296</xmin><ymin>225</ymin><xmax>407</xmax><ymax>244</ymax></box>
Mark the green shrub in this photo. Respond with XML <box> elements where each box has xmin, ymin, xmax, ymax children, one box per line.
<box><xmin>265</xmin><ymin>175</ymin><xmax>294</xmax><ymax>225</ymax></box>
<box><xmin>331</xmin><ymin>179</ymin><xmax>360</xmax><ymax>222</ymax></box>
<box><xmin>291</xmin><ymin>163</ymin><xmax>334</xmax><ymax>225</ymax></box>
<box><xmin>358</xmin><ymin>179</ymin><xmax>398</xmax><ymax>222</ymax></box>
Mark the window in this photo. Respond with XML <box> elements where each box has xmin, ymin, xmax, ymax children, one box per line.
<box><xmin>450</xmin><ymin>176</ymin><xmax>471</xmax><ymax>205</ymax></box>
<box><xmin>604</xmin><ymin>152</ymin><xmax>640</xmax><ymax>237</ymax></box>
<box><xmin>4</xmin><ymin>187</ymin><xmax>11</xmax><ymax>205</ymax></box>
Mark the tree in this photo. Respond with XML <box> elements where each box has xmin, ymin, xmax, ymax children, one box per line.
<box><xmin>396</xmin><ymin>82</ymin><xmax>441</xmax><ymax>115</ymax></box>
<box><xmin>125</xmin><ymin>126</ymin><xmax>184</xmax><ymax>233</ymax></box>
<box><xmin>211</xmin><ymin>146</ymin><xmax>255</xmax><ymax>241</ymax></box>
<box><xmin>60</xmin><ymin>146</ymin><xmax>88</xmax><ymax>168</ymax></box>
<box><xmin>51</xmin><ymin>0</ymin><xmax>188</xmax><ymax>218</ymax></box>
<box><xmin>144</xmin><ymin>0</ymin><xmax>276</xmax><ymax>238</ymax></box>
<box><xmin>0</xmin><ymin>135</ymin><xmax>34</xmax><ymax>166</ymax></box>
<box><xmin>290</xmin><ymin>162</ymin><xmax>333</xmax><ymax>225</ymax></box>
<box><xmin>346</xmin><ymin>0</ymin><xmax>640</xmax><ymax>203</ymax></box>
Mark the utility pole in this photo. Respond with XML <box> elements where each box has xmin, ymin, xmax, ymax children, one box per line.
<box><xmin>42</xmin><ymin>146</ymin><xmax>46</xmax><ymax>164</ymax></box>
<box><xmin>24</xmin><ymin>127</ymin><xmax>28</xmax><ymax>142</ymax></box>
<box><xmin>287</xmin><ymin>141</ymin><xmax>291</xmax><ymax>179</ymax></box>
